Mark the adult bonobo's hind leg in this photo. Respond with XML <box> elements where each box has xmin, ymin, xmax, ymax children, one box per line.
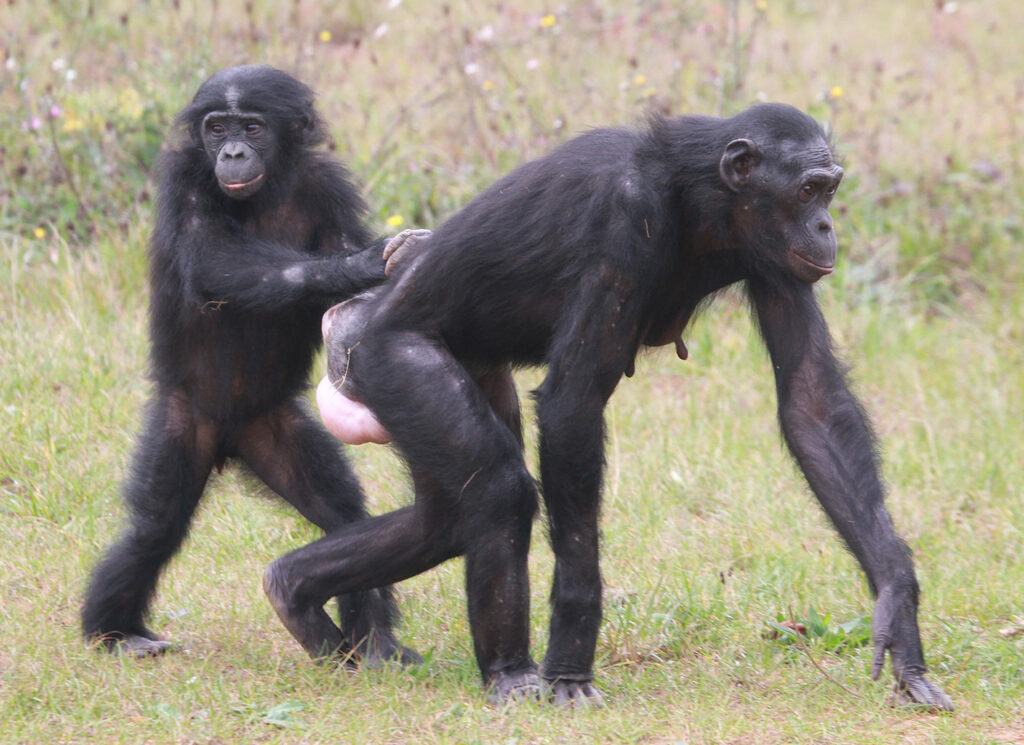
<box><xmin>236</xmin><ymin>401</ymin><xmax>420</xmax><ymax>667</ymax></box>
<box><xmin>351</xmin><ymin>331</ymin><xmax>540</xmax><ymax>701</ymax></box>
<box><xmin>270</xmin><ymin>328</ymin><xmax>540</xmax><ymax>702</ymax></box>
<box><xmin>263</xmin><ymin>505</ymin><xmax>451</xmax><ymax>661</ymax></box>
<box><xmin>82</xmin><ymin>391</ymin><xmax>218</xmax><ymax>656</ymax></box>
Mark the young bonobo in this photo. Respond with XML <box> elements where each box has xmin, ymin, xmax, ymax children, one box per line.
<box><xmin>267</xmin><ymin>103</ymin><xmax>953</xmax><ymax>711</ymax></box>
<box><xmin>81</xmin><ymin>65</ymin><xmax>423</xmax><ymax>667</ymax></box>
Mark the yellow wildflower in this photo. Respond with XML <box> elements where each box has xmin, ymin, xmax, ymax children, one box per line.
<box><xmin>34</xmin><ymin>227</ymin><xmax>46</xmax><ymax>239</ymax></box>
<box><xmin>540</xmin><ymin>14</ymin><xmax>556</xmax><ymax>28</ymax></box>
<box><xmin>319</xmin><ymin>30</ymin><xmax>332</xmax><ymax>43</ymax></box>
<box><xmin>62</xmin><ymin>114</ymin><xmax>85</xmax><ymax>133</ymax></box>
<box><xmin>634</xmin><ymin>74</ymin><xmax>647</xmax><ymax>87</ymax></box>
<box><xmin>755</xmin><ymin>0</ymin><xmax>768</xmax><ymax>11</ymax></box>
<box><xmin>386</xmin><ymin>215</ymin><xmax>405</xmax><ymax>228</ymax></box>
<box><xmin>118</xmin><ymin>88</ymin><xmax>144</xmax><ymax>121</ymax></box>
<box><xmin>829</xmin><ymin>85</ymin><xmax>844</xmax><ymax>99</ymax></box>
<box><xmin>482</xmin><ymin>79</ymin><xmax>494</xmax><ymax>91</ymax></box>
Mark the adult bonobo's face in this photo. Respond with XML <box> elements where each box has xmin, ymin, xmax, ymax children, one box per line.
<box><xmin>201</xmin><ymin>110</ymin><xmax>274</xmax><ymax>200</ymax></box>
<box><xmin>719</xmin><ymin>131</ymin><xmax>844</xmax><ymax>283</ymax></box>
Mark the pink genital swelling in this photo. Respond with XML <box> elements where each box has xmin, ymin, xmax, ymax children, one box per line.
<box><xmin>315</xmin><ymin>375</ymin><xmax>392</xmax><ymax>445</ymax></box>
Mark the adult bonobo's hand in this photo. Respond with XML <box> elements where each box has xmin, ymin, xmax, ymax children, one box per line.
<box><xmin>871</xmin><ymin>585</ymin><xmax>954</xmax><ymax>711</ymax></box>
<box><xmin>383</xmin><ymin>228</ymin><xmax>432</xmax><ymax>276</ymax></box>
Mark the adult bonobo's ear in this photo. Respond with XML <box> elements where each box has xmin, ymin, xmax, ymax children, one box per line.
<box><xmin>719</xmin><ymin>138</ymin><xmax>761</xmax><ymax>192</ymax></box>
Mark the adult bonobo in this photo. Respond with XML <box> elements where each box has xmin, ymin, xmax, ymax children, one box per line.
<box><xmin>267</xmin><ymin>103</ymin><xmax>953</xmax><ymax>710</ymax></box>
<box><xmin>82</xmin><ymin>65</ymin><xmax>421</xmax><ymax>666</ymax></box>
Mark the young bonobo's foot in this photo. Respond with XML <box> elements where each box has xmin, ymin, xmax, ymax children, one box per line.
<box><xmin>91</xmin><ymin>632</ymin><xmax>176</xmax><ymax>658</ymax></box>
<box><xmin>544</xmin><ymin>677</ymin><xmax>606</xmax><ymax>708</ymax></box>
<box><xmin>871</xmin><ymin>586</ymin><xmax>954</xmax><ymax>712</ymax></box>
<box><xmin>485</xmin><ymin>667</ymin><xmax>542</xmax><ymax>706</ymax></box>
<box><xmin>356</xmin><ymin>634</ymin><xmax>423</xmax><ymax>669</ymax></box>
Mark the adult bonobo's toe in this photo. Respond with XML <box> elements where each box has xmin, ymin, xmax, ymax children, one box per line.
<box><xmin>485</xmin><ymin>668</ymin><xmax>542</xmax><ymax>707</ymax></box>
<box><xmin>545</xmin><ymin>678</ymin><xmax>605</xmax><ymax>708</ymax></box>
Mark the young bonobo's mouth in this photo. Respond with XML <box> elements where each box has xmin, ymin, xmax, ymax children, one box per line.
<box><xmin>788</xmin><ymin>249</ymin><xmax>835</xmax><ymax>283</ymax></box>
<box><xmin>221</xmin><ymin>173</ymin><xmax>264</xmax><ymax>191</ymax></box>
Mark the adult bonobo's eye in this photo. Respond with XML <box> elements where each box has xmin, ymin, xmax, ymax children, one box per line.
<box><xmin>244</xmin><ymin>122</ymin><xmax>264</xmax><ymax>136</ymax></box>
<box><xmin>799</xmin><ymin>182</ymin><xmax>818</xmax><ymax>203</ymax></box>
<box><xmin>208</xmin><ymin>122</ymin><xmax>227</xmax><ymax>137</ymax></box>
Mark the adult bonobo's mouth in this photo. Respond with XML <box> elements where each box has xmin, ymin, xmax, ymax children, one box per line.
<box><xmin>787</xmin><ymin>249</ymin><xmax>835</xmax><ymax>283</ymax></box>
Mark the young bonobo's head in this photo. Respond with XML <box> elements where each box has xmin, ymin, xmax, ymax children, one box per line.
<box><xmin>178</xmin><ymin>65</ymin><xmax>327</xmax><ymax>200</ymax></box>
<box><xmin>718</xmin><ymin>103</ymin><xmax>843</xmax><ymax>283</ymax></box>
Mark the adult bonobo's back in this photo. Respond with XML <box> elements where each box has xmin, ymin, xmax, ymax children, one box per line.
<box><xmin>82</xmin><ymin>65</ymin><xmax>418</xmax><ymax>667</ymax></box>
<box><xmin>278</xmin><ymin>103</ymin><xmax>952</xmax><ymax>711</ymax></box>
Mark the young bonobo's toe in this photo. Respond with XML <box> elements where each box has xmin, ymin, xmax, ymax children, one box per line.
<box><xmin>545</xmin><ymin>678</ymin><xmax>605</xmax><ymax>708</ymax></box>
<box><xmin>101</xmin><ymin>634</ymin><xmax>176</xmax><ymax>658</ymax></box>
<box><xmin>485</xmin><ymin>668</ymin><xmax>542</xmax><ymax>706</ymax></box>
<box><xmin>890</xmin><ymin>673</ymin><xmax>954</xmax><ymax>712</ymax></box>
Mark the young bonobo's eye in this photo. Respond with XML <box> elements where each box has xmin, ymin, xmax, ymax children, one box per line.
<box><xmin>207</xmin><ymin>121</ymin><xmax>227</xmax><ymax>137</ymax></box>
<box><xmin>244</xmin><ymin>121</ymin><xmax>264</xmax><ymax>136</ymax></box>
<box><xmin>799</xmin><ymin>182</ymin><xmax>818</xmax><ymax>203</ymax></box>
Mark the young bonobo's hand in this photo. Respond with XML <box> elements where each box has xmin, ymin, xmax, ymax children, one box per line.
<box><xmin>871</xmin><ymin>585</ymin><xmax>954</xmax><ymax>711</ymax></box>
<box><xmin>382</xmin><ymin>228</ymin><xmax>432</xmax><ymax>276</ymax></box>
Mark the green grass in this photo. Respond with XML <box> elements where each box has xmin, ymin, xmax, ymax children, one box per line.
<box><xmin>3</xmin><ymin>1</ymin><xmax>1024</xmax><ymax>743</ymax></box>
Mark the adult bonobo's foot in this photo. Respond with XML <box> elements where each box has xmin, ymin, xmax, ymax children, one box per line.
<box><xmin>544</xmin><ymin>677</ymin><xmax>606</xmax><ymax>708</ymax></box>
<box><xmin>485</xmin><ymin>667</ymin><xmax>542</xmax><ymax>706</ymax></box>
<box><xmin>90</xmin><ymin>632</ymin><xmax>176</xmax><ymax>658</ymax></box>
<box><xmin>888</xmin><ymin>674</ymin><xmax>954</xmax><ymax>711</ymax></box>
<box><xmin>263</xmin><ymin>560</ymin><xmax>422</xmax><ymax>670</ymax></box>
<box><xmin>871</xmin><ymin>586</ymin><xmax>954</xmax><ymax>712</ymax></box>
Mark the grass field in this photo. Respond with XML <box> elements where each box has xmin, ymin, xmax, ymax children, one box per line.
<box><xmin>2</xmin><ymin>1</ymin><xmax>1023</xmax><ymax>743</ymax></box>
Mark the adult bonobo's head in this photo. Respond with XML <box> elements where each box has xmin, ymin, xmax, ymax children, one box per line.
<box><xmin>718</xmin><ymin>103</ymin><xmax>843</xmax><ymax>284</ymax></box>
<box><xmin>178</xmin><ymin>65</ymin><xmax>328</xmax><ymax>200</ymax></box>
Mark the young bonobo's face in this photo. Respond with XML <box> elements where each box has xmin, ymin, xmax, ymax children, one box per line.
<box><xmin>720</xmin><ymin>134</ymin><xmax>843</xmax><ymax>283</ymax></box>
<box><xmin>201</xmin><ymin>110</ymin><xmax>274</xmax><ymax>200</ymax></box>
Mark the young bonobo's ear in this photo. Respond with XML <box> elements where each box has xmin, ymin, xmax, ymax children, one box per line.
<box><xmin>719</xmin><ymin>138</ymin><xmax>761</xmax><ymax>192</ymax></box>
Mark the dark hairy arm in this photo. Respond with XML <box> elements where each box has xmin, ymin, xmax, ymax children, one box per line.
<box><xmin>748</xmin><ymin>277</ymin><xmax>952</xmax><ymax>711</ymax></box>
<box><xmin>186</xmin><ymin>236</ymin><xmax>386</xmax><ymax>312</ymax></box>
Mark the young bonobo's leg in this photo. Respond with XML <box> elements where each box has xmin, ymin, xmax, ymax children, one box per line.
<box><xmin>236</xmin><ymin>402</ymin><xmax>420</xmax><ymax>666</ymax></box>
<box><xmin>469</xmin><ymin>363</ymin><xmax>524</xmax><ymax>447</ymax></box>
<box><xmin>82</xmin><ymin>390</ymin><xmax>218</xmax><ymax>656</ymax></box>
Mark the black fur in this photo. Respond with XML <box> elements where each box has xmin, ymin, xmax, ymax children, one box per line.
<box><xmin>265</xmin><ymin>103</ymin><xmax>951</xmax><ymax>709</ymax></box>
<box><xmin>82</xmin><ymin>66</ymin><xmax>416</xmax><ymax>665</ymax></box>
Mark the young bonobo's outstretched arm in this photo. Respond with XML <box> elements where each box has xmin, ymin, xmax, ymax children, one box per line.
<box><xmin>185</xmin><ymin>236</ymin><xmax>388</xmax><ymax>311</ymax></box>
<box><xmin>749</xmin><ymin>278</ymin><xmax>952</xmax><ymax>711</ymax></box>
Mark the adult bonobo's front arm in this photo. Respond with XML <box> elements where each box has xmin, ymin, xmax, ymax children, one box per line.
<box><xmin>748</xmin><ymin>278</ymin><xmax>953</xmax><ymax>711</ymax></box>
